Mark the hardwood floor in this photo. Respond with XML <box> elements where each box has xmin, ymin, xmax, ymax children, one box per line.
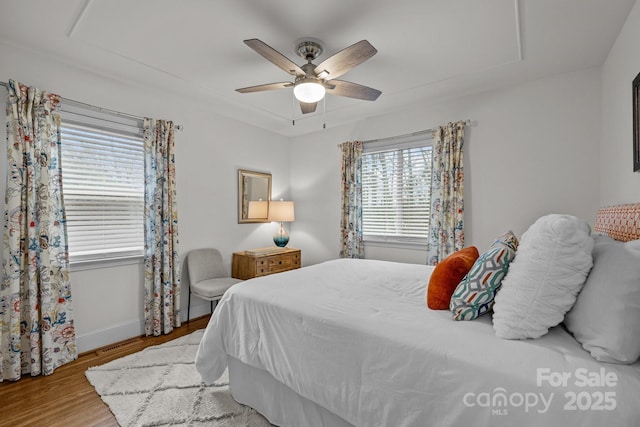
<box><xmin>0</xmin><ymin>315</ymin><xmax>211</xmax><ymax>427</ymax></box>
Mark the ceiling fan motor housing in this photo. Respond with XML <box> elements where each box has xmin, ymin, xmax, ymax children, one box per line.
<box><xmin>300</xmin><ymin>63</ymin><xmax>318</xmax><ymax>78</ymax></box>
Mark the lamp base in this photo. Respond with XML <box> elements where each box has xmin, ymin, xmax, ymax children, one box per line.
<box><xmin>273</xmin><ymin>222</ymin><xmax>289</xmax><ymax>247</ymax></box>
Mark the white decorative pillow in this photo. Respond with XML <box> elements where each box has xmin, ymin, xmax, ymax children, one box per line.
<box><xmin>564</xmin><ymin>236</ymin><xmax>640</xmax><ymax>363</ymax></box>
<box><xmin>492</xmin><ymin>214</ymin><xmax>594</xmax><ymax>340</ymax></box>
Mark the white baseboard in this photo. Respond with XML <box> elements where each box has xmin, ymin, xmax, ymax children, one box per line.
<box><xmin>76</xmin><ymin>301</ymin><xmax>213</xmax><ymax>353</ymax></box>
<box><xmin>76</xmin><ymin>319</ymin><xmax>144</xmax><ymax>354</ymax></box>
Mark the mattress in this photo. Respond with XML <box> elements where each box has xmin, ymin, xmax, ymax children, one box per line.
<box><xmin>195</xmin><ymin>258</ymin><xmax>640</xmax><ymax>426</ymax></box>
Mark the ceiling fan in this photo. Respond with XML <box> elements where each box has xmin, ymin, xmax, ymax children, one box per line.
<box><xmin>236</xmin><ymin>38</ymin><xmax>381</xmax><ymax>114</ymax></box>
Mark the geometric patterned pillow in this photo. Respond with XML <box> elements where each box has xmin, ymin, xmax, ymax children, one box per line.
<box><xmin>449</xmin><ymin>231</ymin><xmax>519</xmax><ymax>320</ymax></box>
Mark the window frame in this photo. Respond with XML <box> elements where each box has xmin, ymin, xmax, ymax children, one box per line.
<box><xmin>59</xmin><ymin>101</ymin><xmax>145</xmax><ymax>270</ymax></box>
<box><xmin>361</xmin><ymin>133</ymin><xmax>433</xmax><ymax>249</ymax></box>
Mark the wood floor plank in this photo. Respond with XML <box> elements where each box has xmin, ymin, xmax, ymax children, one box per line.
<box><xmin>0</xmin><ymin>316</ymin><xmax>211</xmax><ymax>427</ymax></box>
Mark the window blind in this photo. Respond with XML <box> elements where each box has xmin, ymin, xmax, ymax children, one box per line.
<box><xmin>60</xmin><ymin>103</ymin><xmax>145</xmax><ymax>263</ymax></box>
<box><xmin>362</xmin><ymin>138</ymin><xmax>432</xmax><ymax>242</ymax></box>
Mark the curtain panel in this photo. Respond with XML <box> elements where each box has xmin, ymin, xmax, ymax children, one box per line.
<box><xmin>0</xmin><ymin>80</ymin><xmax>76</xmax><ymax>381</ymax></box>
<box><xmin>426</xmin><ymin>121</ymin><xmax>466</xmax><ymax>265</ymax></box>
<box><xmin>339</xmin><ymin>141</ymin><xmax>364</xmax><ymax>259</ymax></box>
<box><xmin>143</xmin><ymin>118</ymin><xmax>181</xmax><ymax>336</ymax></box>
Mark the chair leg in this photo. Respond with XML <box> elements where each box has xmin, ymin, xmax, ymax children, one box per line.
<box><xmin>187</xmin><ymin>288</ymin><xmax>191</xmax><ymax>323</ymax></box>
<box><xmin>210</xmin><ymin>300</ymin><xmax>213</xmax><ymax>314</ymax></box>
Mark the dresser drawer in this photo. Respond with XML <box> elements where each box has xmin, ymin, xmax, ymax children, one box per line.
<box><xmin>269</xmin><ymin>255</ymin><xmax>293</xmax><ymax>273</ymax></box>
<box><xmin>254</xmin><ymin>259</ymin><xmax>269</xmax><ymax>276</ymax></box>
<box><xmin>291</xmin><ymin>252</ymin><xmax>301</xmax><ymax>267</ymax></box>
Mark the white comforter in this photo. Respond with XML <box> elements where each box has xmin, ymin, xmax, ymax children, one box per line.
<box><xmin>195</xmin><ymin>259</ymin><xmax>640</xmax><ymax>427</ymax></box>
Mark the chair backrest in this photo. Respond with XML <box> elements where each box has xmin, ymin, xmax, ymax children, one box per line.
<box><xmin>186</xmin><ymin>248</ymin><xmax>228</xmax><ymax>284</ymax></box>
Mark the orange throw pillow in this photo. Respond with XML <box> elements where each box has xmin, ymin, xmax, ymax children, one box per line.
<box><xmin>427</xmin><ymin>246</ymin><xmax>480</xmax><ymax>310</ymax></box>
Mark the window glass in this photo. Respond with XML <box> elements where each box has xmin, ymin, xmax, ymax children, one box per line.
<box><xmin>362</xmin><ymin>137</ymin><xmax>432</xmax><ymax>244</ymax></box>
<box><xmin>60</xmin><ymin>102</ymin><xmax>144</xmax><ymax>263</ymax></box>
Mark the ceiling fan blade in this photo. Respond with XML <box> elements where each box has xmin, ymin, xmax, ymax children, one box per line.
<box><xmin>300</xmin><ymin>101</ymin><xmax>317</xmax><ymax>114</ymax></box>
<box><xmin>244</xmin><ymin>39</ymin><xmax>306</xmax><ymax>77</ymax></box>
<box><xmin>326</xmin><ymin>80</ymin><xmax>381</xmax><ymax>101</ymax></box>
<box><xmin>314</xmin><ymin>40</ymin><xmax>377</xmax><ymax>80</ymax></box>
<box><xmin>236</xmin><ymin>82</ymin><xmax>293</xmax><ymax>93</ymax></box>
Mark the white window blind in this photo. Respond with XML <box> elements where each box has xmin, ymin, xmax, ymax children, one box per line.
<box><xmin>60</xmin><ymin>103</ymin><xmax>145</xmax><ymax>263</ymax></box>
<box><xmin>362</xmin><ymin>135</ymin><xmax>432</xmax><ymax>243</ymax></box>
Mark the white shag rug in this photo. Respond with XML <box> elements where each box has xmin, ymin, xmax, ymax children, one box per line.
<box><xmin>85</xmin><ymin>330</ymin><xmax>273</xmax><ymax>427</ymax></box>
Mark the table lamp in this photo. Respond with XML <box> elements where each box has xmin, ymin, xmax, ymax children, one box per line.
<box><xmin>268</xmin><ymin>201</ymin><xmax>295</xmax><ymax>247</ymax></box>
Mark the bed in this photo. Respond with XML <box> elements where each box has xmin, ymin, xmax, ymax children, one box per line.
<box><xmin>195</xmin><ymin>204</ymin><xmax>640</xmax><ymax>427</ymax></box>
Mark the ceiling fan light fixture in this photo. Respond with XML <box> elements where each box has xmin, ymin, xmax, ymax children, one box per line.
<box><xmin>293</xmin><ymin>80</ymin><xmax>325</xmax><ymax>103</ymax></box>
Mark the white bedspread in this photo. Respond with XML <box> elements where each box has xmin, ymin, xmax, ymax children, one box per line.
<box><xmin>195</xmin><ymin>259</ymin><xmax>640</xmax><ymax>427</ymax></box>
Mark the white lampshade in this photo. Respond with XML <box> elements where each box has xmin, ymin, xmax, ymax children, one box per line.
<box><xmin>293</xmin><ymin>81</ymin><xmax>325</xmax><ymax>103</ymax></box>
<box><xmin>247</xmin><ymin>200</ymin><xmax>268</xmax><ymax>218</ymax></box>
<box><xmin>268</xmin><ymin>201</ymin><xmax>295</xmax><ymax>222</ymax></box>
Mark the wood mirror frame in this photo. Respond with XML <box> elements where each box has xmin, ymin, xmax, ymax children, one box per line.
<box><xmin>634</xmin><ymin>71</ymin><xmax>640</xmax><ymax>172</ymax></box>
<box><xmin>238</xmin><ymin>169</ymin><xmax>272</xmax><ymax>223</ymax></box>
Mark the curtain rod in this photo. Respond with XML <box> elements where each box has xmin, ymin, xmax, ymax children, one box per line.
<box><xmin>0</xmin><ymin>81</ymin><xmax>183</xmax><ymax>131</ymax></box>
<box><xmin>361</xmin><ymin>120</ymin><xmax>473</xmax><ymax>145</ymax></box>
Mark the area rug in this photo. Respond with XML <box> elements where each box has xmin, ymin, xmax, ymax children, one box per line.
<box><xmin>85</xmin><ymin>330</ymin><xmax>273</xmax><ymax>427</ymax></box>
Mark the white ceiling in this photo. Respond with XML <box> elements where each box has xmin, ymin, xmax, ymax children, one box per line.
<box><xmin>0</xmin><ymin>0</ymin><xmax>635</xmax><ymax>137</ymax></box>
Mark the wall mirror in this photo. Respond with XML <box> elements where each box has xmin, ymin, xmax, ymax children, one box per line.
<box><xmin>238</xmin><ymin>169</ymin><xmax>272</xmax><ymax>223</ymax></box>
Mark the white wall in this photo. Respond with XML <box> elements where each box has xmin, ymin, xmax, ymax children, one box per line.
<box><xmin>600</xmin><ymin>0</ymin><xmax>640</xmax><ymax>204</ymax></box>
<box><xmin>0</xmin><ymin>42</ymin><xmax>291</xmax><ymax>352</ymax></box>
<box><xmin>0</xmin><ymin>19</ymin><xmax>624</xmax><ymax>350</ymax></box>
<box><xmin>290</xmin><ymin>67</ymin><xmax>602</xmax><ymax>266</ymax></box>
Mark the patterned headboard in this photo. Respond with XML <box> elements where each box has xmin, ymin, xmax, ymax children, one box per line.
<box><xmin>594</xmin><ymin>203</ymin><xmax>640</xmax><ymax>242</ymax></box>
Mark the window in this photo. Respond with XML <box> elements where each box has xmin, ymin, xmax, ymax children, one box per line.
<box><xmin>361</xmin><ymin>135</ymin><xmax>432</xmax><ymax>245</ymax></box>
<box><xmin>59</xmin><ymin>101</ymin><xmax>145</xmax><ymax>264</ymax></box>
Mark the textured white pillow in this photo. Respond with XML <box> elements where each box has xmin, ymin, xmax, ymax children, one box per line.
<box><xmin>492</xmin><ymin>214</ymin><xmax>594</xmax><ymax>339</ymax></box>
<box><xmin>564</xmin><ymin>236</ymin><xmax>640</xmax><ymax>363</ymax></box>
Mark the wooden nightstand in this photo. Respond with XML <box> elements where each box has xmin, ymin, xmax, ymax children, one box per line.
<box><xmin>232</xmin><ymin>248</ymin><xmax>301</xmax><ymax>280</ymax></box>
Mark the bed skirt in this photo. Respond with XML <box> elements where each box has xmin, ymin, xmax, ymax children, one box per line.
<box><xmin>228</xmin><ymin>356</ymin><xmax>354</xmax><ymax>427</ymax></box>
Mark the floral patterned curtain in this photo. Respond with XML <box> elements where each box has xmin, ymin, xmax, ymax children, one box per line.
<box><xmin>143</xmin><ymin>118</ymin><xmax>181</xmax><ymax>336</ymax></box>
<box><xmin>339</xmin><ymin>141</ymin><xmax>364</xmax><ymax>258</ymax></box>
<box><xmin>0</xmin><ymin>80</ymin><xmax>76</xmax><ymax>381</ymax></box>
<box><xmin>426</xmin><ymin>121</ymin><xmax>466</xmax><ymax>265</ymax></box>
